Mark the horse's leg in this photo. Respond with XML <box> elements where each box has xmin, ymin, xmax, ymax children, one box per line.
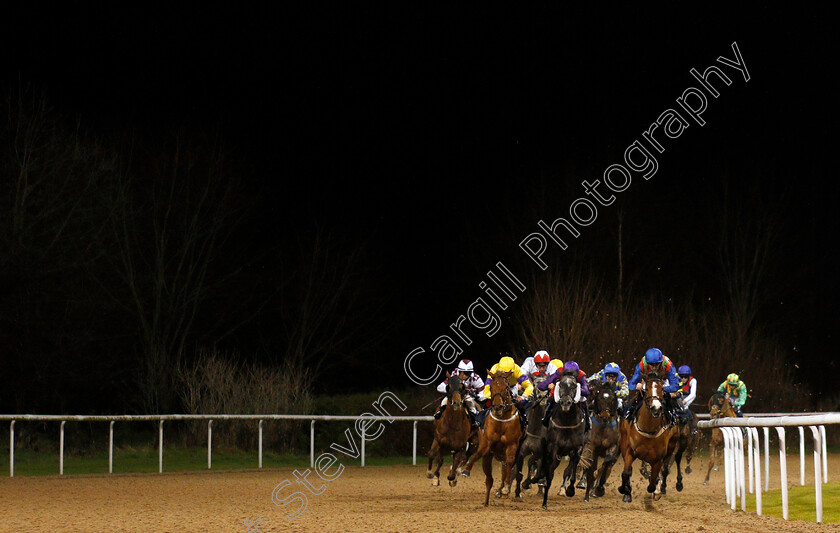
<box><xmin>541</xmin><ymin>446</ymin><xmax>557</xmax><ymax>510</ymax></box>
<box><xmin>565</xmin><ymin>448</ymin><xmax>581</xmax><ymax>498</ymax></box>
<box><xmin>448</xmin><ymin>449</ymin><xmax>463</xmax><ymax>486</ymax></box>
<box><xmin>461</xmin><ymin>431</ymin><xmax>489</xmax><ymax>477</ymax></box>
<box><xmin>482</xmin><ymin>454</ymin><xmax>493</xmax><ymax>507</ymax></box>
<box><xmin>583</xmin><ymin>454</ymin><xmax>597</xmax><ymax>502</ymax></box>
<box><xmin>674</xmin><ymin>446</ymin><xmax>684</xmax><ymax>492</ymax></box>
<box><xmin>703</xmin><ymin>440</ymin><xmax>716</xmax><ymax>485</ymax></box>
<box><xmin>501</xmin><ymin>441</ymin><xmax>518</xmax><ymax>497</ymax></box>
<box><xmin>648</xmin><ymin>459</ymin><xmax>665</xmax><ymax>497</ymax></box>
<box><xmin>685</xmin><ymin>432</ymin><xmax>697</xmax><ymax>474</ymax></box>
<box><xmin>618</xmin><ymin>448</ymin><xmax>634</xmax><ymax>503</ymax></box>
<box><xmin>460</xmin><ymin>428</ymin><xmax>479</xmax><ymax>473</ymax></box>
<box><xmin>426</xmin><ymin>439</ymin><xmax>440</xmax><ymax>483</ymax></box>
<box><xmin>513</xmin><ymin>447</ymin><xmax>525</xmax><ymax>499</ymax></box>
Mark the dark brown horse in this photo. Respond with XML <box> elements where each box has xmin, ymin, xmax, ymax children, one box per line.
<box><xmin>514</xmin><ymin>374</ymin><xmax>549</xmax><ymax>498</ymax></box>
<box><xmin>540</xmin><ymin>374</ymin><xmax>586</xmax><ymax>509</ymax></box>
<box><xmin>461</xmin><ymin>370</ymin><xmax>522</xmax><ymax>506</ymax></box>
<box><xmin>667</xmin><ymin>404</ymin><xmax>699</xmax><ymax>491</ymax></box>
<box><xmin>579</xmin><ymin>383</ymin><xmax>620</xmax><ymax>501</ymax></box>
<box><xmin>618</xmin><ymin>378</ymin><xmax>679</xmax><ymax>503</ymax></box>
<box><xmin>703</xmin><ymin>390</ymin><xmax>736</xmax><ymax>485</ymax></box>
<box><xmin>427</xmin><ymin>373</ymin><xmax>474</xmax><ymax>486</ymax></box>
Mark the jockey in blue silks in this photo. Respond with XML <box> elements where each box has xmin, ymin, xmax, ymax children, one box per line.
<box><xmin>625</xmin><ymin>348</ymin><xmax>680</xmax><ymax>425</ymax></box>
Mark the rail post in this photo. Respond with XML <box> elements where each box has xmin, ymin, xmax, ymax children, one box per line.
<box><xmin>59</xmin><ymin>420</ymin><xmax>66</xmax><ymax>475</ymax></box>
<box><xmin>109</xmin><ymin>421</ymin><xmax>115</xmax><ymax>474</ymax></box>
<box><xmin>9</xmin><ymin>420</ymin><xmax>14</xmax><ymax>477</ymax></box>
<box><xmin>258</xmin><ymin>419</ymin><xmax>263</xmax><ymax>469</ymax></box>
<box><xmin>775</xmin><ymin>426</ymin><xmax>789</xmax><ymax>520</ymax></box>
<box><xmin>158</xmin><ymin>420</ymin><xmax>164</xmax><ymax>473</ymax></box>
<box><xmin>809</xmin><ymin>425</ymin><xmax>823</xmax><ymax>523</ymax></box>
<box><xmin>207</xmin><ymin>420</ymin><xmax>213</xmax><ymax>469</ymax></box>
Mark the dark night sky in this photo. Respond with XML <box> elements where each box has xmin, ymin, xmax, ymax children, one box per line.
<box><xmin>2</xmin><ymin>5</ymin><xmax>837</xmax><ymax>396</ymax></box>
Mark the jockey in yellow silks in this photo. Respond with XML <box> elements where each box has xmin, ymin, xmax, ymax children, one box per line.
<box><xmin>479</xmin><ymin>356</ymin><xmax>532</xmax><ymax>430</ymax></box>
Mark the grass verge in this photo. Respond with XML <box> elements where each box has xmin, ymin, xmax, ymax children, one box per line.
<box><xmin>746</xmin><ymin>482</ymin><xmax>840</xmax><ymax>524</ymax></box>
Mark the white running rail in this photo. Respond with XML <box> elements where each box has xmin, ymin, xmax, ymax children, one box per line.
<box><xmin>0</xmin><ymin>414</ymin><xmax>434</xmax><ymax>477</ymax></box>
<box><xmin>699</xmin><ymin>413</ymin><xmax>838</xmax><ymax>524</ymax></box>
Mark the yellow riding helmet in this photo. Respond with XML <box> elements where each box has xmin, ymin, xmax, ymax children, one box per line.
<box><xmin>727</xmin><ymin>373</ymin><xmax>739</xmax><ymax>385</ymax></box>
<box><xmin>551</xmin><ymin>359</ymin><xmax>564</xmax><ymax>371</ymax></box>
<box><xmin>498</xmin><ymin>356</ymin><xmax>515</xmax><ymax>373</ymax></box>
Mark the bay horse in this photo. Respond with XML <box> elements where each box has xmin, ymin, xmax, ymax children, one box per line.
<box><xmin>461</xmin><ymin>370</ymin><xmax>522</xmax><ymax>506</ymax></box>
<box><xmin>540</xmin><ymin>374</ymin><xmax>586</xmax><ymax>510</ymax></box>
<box><xmin>427</xmin><ymin>373</ymin><xmax>474</xmax><ymax>486</ymax></box>
<box><xmin>579</xmin><ymin>383</ymin><xmax>620</xmax><ymax>501</ymax></box>
<box><xmin>514</xmin><ymin>374</ymin><xmax>549</xmax><ymax>498</ymax></box>
<box><xmin>703</xmin><ymin>390</ymin><xmax>737</xmax><ymax>485</ymax></box>
<box><xmin>618</xmin><ymin>377</ymin><xmax>679</xmax><ymax>503</ymax></box>
<box><xmin>666</xmin><ymin>404</ymin><xmax>699</xmax><ymax>491</ymax></box>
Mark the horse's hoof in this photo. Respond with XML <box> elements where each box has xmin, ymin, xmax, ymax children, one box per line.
<box><xmin>676</xmin><ymin>481</ymin><xmax>683</xmax><ymax>492</ymax></box>
<box><xmin>576</xmin><ymin>478</ymin><xmax>586</xmax><ymax>489</ymax></box>
<box><xmin>542</xmin><ymin>504</ymin><xmax>548</xmax><ymax>511</ymax></box>
<box><xmin>461</xmin><ymin>470</ymin><xmax>470</xmax><ymax>477</ymax></box>
<box><xmin>623</xmin><ymin>493</ymin><xmax>632</xmax><ymax>503</ymax></box>
<box><xmin>713</xmin><ymin>466</ymin><xmax>719</xmax><ymax>471</ymax></box>
<box><xmin>537</xmin><ymin>478</ymin><xmax>546</xmax><ymax>487</ymax></box>
<box><xmin>702</xmin><ymin>480</ymin><xmax>708</xmax><ymax>486</ymax></box>
<box><xmin>432</xmin><ymin>478</ymin><xmax>439</xmax><ymax>486</ymax></box>
<box><xmin>449</xmin><ymin>479</ymin><xmax>457</xmax><ymax>487</ymax></box>
<box><xmin>593</xmin><ymin>486</ymin><xmax>605</xmax><ymax>498</ymax></box>
<box><xmin>495</xmin><ymin>490</ymin><xmax>502</xmax><ymax>499</ymax></box>
<box><xmin>617</xmin><ymin>485</ymin><xmax>626</xmax><ymax>495</ymax></box>
<box><xmin>653</xmin><ymin>492</ymin><xmax>662</xmax><ymax>501</ymax></box>
<box><xmin>685</xmin><ymin>465</ymin><xmax>692</xmax><ymax>474</ymax></box>
<box><xmin>501</xmin><ymin>487</ymin><xmax>510</xmax><ymax>496</ymax></box>
<box><xmin>565</xmin><ymin>486</ymin><xmax>575</xmax><ymax>498</ymax></box>
<box><xmin>426</xmin><ymin>471</ymin><xmax>434</xmax><ymax>479</ymax></box>
<box><xmin>583</xmin><ymin>495</ymin><xmax>590</xmax><ymax>502</ymax></box>
<box><xmin>521</xmin><ymin>480</ymin><xmax>531</xmax><ymax>490</ymax></box>
<box><xmin>647</xmin><ymin>485</ymin><xmax>656</xmax><ymax>494</ymax></box>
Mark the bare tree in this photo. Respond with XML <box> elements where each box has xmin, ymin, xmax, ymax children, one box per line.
<box><xmin>102</xmin><ymin>134</ymin><xmax>247</xmax><ymax>413</ymax></box>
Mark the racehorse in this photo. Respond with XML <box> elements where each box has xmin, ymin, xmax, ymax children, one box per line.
<box><xmin>579</xmin><ymin>383</ymin><xmax>620</xmax><ymax>501</ymax></box>
<box><xmin>461</xmin><ymin>370</ymin><xmax>522</xmax><ymax>506</ymax></box>
<box><xmin>666</xmin><ymin>403</ymin><xmax>699</xmax><ymax>491</ymax></box>
<box><xmin>514</xmin><ymin>374</ymin><xmax>548</xmax><ymax>498</ymax></box>
<box><xmin>540</xmin><ymin>374</ymin><xmax>586</xmax><ymax>510</ymax></box>
<box><xmin>618</xmin><ymin>377</ymin><xmax>679</xmax><ymax>503</ymax></box>
<box><xmin>703</xmin><ymin>390</ymin><xmax>737</xmax><ymax>485</ymax></box>
<box><xmin>426</xmin><ymin>373</ymin><xmax>474</xmax><ymax>486</ymax></box>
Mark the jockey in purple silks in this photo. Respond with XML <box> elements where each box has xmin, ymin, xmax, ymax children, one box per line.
<box><xmin>538</xmin><ymin>361</ymin><xmax>590</xmax><ymax>429</ymax></box>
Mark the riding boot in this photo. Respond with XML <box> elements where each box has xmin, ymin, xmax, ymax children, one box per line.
<box><xmin>542</xmin><ymin>400</ymin><xmax>555</xmax><ymax>427</ymax></box>
<box><xmin>582</xmin><ymin>400</ymin><xmax>590</xmax><ymax>432</ymax></box>
<box><xmin>468</xmin><ymin>409</ymin><xmax>478</xmax><ymax>427</ymax></box>
<box><xmin>433</xmin><ymin>404</ymin><xmax>446</xmax><ymax>420</ymax></box>
<box><xmin>519</xmin><ymin>405</ymin><xmax>528</xmax><ymax>433</ymax></box>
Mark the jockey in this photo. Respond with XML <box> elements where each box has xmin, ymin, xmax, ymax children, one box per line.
<box><xmin>587</xmin><ymin>362</ymin><xmax>629</xmax><ymax>409</ymax></box>
<box><xmin>550</xmin><ymin>358</ymin><xmax>564</xmax><ymax>374</ymax></box>
<box><xmin>520</xmin><ymin>350</ymin><xmax>559</xmax><ymax>383</ymax></box>
<box><xmin>538</xmin><ymin>361</ymin><xmax>590</xmax><ymax>428</ymax></box>
<box><xmin>625</xmin><ymin>348</ymin><xmax>680</xmax><ymax>425</ymax></box>
<box><xmin>718</xmin><ymin>373</ymin><xmax>747</xmax><ymax>416</ymax></box>
<box><xmin>433</xmin><ymin>359</ymin><xmax>484</xmax><ymax>426</ymax></box>
<box><xmin>676</xmin><ymin>365</ymin><xmax>697</xmax><ymax>408</ymax></box>
<box><xmin>480</xmin><ymin>356</ymin><xmax>533</xmax><ymax>431</ymax></box>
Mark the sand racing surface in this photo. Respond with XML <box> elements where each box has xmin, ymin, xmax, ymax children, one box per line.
<box><xmin>1</xmin><ymin>453</ymin><xmax>838</xmax><ymax>532</ymax></box>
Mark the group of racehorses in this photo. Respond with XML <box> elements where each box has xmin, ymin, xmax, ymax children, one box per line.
<box><xmin>427</xmin><ymin>371</ymin><xmax>736</xmax><ymax>507</ymax></box>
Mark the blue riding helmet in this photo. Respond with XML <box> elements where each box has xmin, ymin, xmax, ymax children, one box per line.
<box><xmin>563</xmin><ymin>361</ymin><xmax>580</xmax><ymax>375</ymax></box>
<box><xmin>604</xmin><ymin>362</ymin><xmax>620</xmax><ymax>375</ymax></box>
<box><xmin>678</xmin><ymin>365</ymin><xmax>692</xmax><ymax>376</ymax></box>
<box><xmin>645</xmin><ymin>348</ymin><xmax>663</xmax><ymax>364</ymax></box>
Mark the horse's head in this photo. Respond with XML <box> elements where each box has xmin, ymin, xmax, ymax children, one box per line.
<box><xmin>556</xmin><ymin>374</ymin><xmax>579</xmax><ymax>412</ymax></box>
<box><xmin>708</xmin><ymin>391</ymin><xmax>730</xmax><ymax>418</ymax></box>
<box><xmin>531</xmin><ymin>374</ymin><xmax>549</xmax><ymax>405</ymax></box>
<box><xmin>593</xmin><ymin>386</ymin><xmax>618</xmax><ymax>419</ymax></box>
<box><xmin>642</xmin><ymin>377</ymin><xmax>665</xmax><ymax>418</ymax></box>
<box><xmin>446</xmin><ymin>372</ymin><xmax>464</xmax><ymax>409</ymax></box>
<box><xmin>488</xmin><ymin>371</ymin><xmax>512</xmax><ymax>412</ymax></box>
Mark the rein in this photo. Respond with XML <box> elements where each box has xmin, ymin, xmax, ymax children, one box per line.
<box><xmin>550</xmin><ymin>416</ymin><xmax>584</xmax><ymax>430</ymax></box>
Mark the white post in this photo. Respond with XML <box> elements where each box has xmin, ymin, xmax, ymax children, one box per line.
<box><xmin>9</xmin><ymin>420</ymin><xmax>14</xmax><ymax>478</ymax></box>
<box><xmin>361</xmin><ymin>423</ymin><xmax>366</xmax><ymax>467</ymax></box>
<box><xmin>207</xmin><ymin>420</ymin><xmax>213</xmax><ymax>470</ymax></box>
<box><xmin>764</xmin><ymin>427</ymin><xmax>770</xmax><ymax>491</ymax></box>
<box><xmin>158</xmin><ymin>420</ymin><xmax>164</xmax><ymax>473</ymax></box>
<box><xmin>60</xmin><ymin>421</ymin><xmax>66</xmax><ymax>476</ymax></box>
<box><xmin>310</xmin><ymin>421</ymin><xmax>315</xmax><ymax>468</ymax></box>
<box><xmin>109</xmin><ymin>421</ymin><xmax>115</xmax><ymax>474</ymax></box>
<box><xmin>809</xmin><ymin>426</ymin><xmax>823</xmax><ymax>524</ymax></box>
<box><xmin>820</xmin><ymin>425</ymin><xmax>827</xmax><ymax>482</ymax></box>
<box><xmin>722</xmin><ymin>428</ymin><xmax>733</xmax><ymax>507</ymax></box>
<box><xmin>798</xmin><ymin>425</ymin><xmax>805</xmax><ymax>485</ymax></box>
<box><xmin>747</xmin><ymin>427</ymin><xmax>754</xmax><ymax>493</ymax></box>
<box><xmin>258</xmin><ymin>420</ymin><xmax>263</xmax><ymax>469</ymax></box>
<box><xmin>737</xmin><ymin>428</ymin><xmax>746</xmax><ymax>511</ymax></box>
<box><xmin>412</xmin><ymin>421</ymin><xmax>418</xmax><ymax>466</ymax></box>
<box><xmin>751</xmin><ymin>428</ymin><xmax>762</xmax><ymax>515</ymax></box>
<box><xmin>776</xmin><ymin>426</ymin><xmax>789</xmax><ymax>520</ymax></box>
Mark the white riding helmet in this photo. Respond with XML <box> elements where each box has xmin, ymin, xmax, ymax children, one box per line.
<box><xmin>457</xmin><ymin>359</ymin><xmax>474</xmax><ymax>372</ymax></box>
